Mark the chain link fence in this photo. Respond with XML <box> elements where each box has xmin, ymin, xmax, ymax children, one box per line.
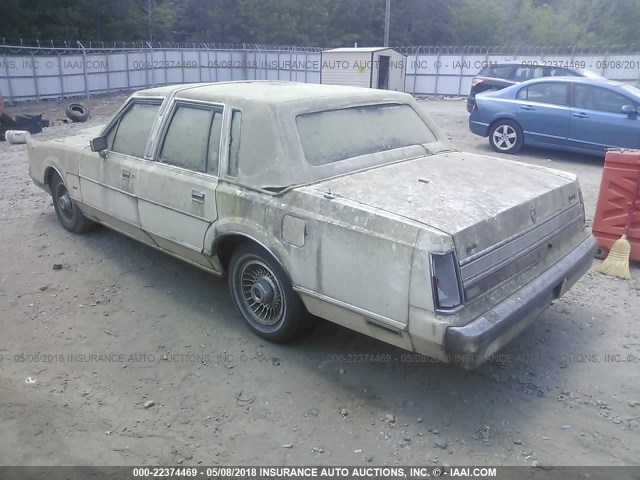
<box><xmin>399</xmin><ymin>44</ymin><xmax>640</xmax><ymax>96</ymax></box>
<box><xmin>1</xmin><ymin>42</ymin><xmax>639</xmax><ymax>103</ymax></box>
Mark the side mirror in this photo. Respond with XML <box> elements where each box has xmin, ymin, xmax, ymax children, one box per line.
<box><xmin>90</xmin><ymin>136</ymin><xmax>108</xmax><ymax>152</ymax></box>
<box><xmin>621</xmin><ymin>105</ymin><xmax>637</xmax><ymax>118</ymax></box>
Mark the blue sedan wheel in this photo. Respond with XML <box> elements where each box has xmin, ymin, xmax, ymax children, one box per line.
<box><xmin>489</xmin><ymin>120</ymin><xmax>523</xmax><ymax>154</ymax></box>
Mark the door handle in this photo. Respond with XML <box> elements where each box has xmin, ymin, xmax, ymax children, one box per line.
<box><xmin>572</xmin><ymin>112</ymin><xmax>588</xmax><ymax>118</ymax></box>
<box><xmin>519</xmin><ymin>105</ymin><xmax>535</xmax><ymax>111</ymax></box>
<box><xmin>121</xmin><ymin>170</ymin><xmax>131</xmax><ymax>180</ymax></box>
<box><xmin>191</xmin><ymin>190</ymin><xmax>205</xmax><ymax>203</ymax></box>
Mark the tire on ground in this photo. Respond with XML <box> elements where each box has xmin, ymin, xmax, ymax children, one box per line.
<box><xmin>595</xmin><ymin>246</ymin><xmax>610</xmax><ymax>260</ymax></box>
<box><xmin>65</xmin><ymin>103</ymin><xmax>90</xmax><ymax>123</ymax></box>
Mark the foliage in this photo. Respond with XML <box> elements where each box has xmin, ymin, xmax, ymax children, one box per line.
<box><xmin>0</xmin><ymin>0</ymin><xmax>638</xmax><ymax>46</ymax></box>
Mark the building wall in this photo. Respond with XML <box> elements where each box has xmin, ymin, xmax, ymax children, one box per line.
<box><xmin>371</xmin><ymin>49</ymin><xmax>406</xmax><ymax>91</ymax></box>
<box><xmin>320</xmin><ymin>51</ymin><xmax>374</xmax><ymax>88</ymax></box>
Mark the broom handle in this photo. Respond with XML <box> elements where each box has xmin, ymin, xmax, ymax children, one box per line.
<box><xmin>623</xmin><ymin>170</ymin><xmax>640</xmax><ymax>234</ymax></box>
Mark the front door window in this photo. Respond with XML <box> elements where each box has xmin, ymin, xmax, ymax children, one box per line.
<box><xmin>110</xmin><ymin>103</ymin><xmax>161</xmax><ymax>157</ymax></box>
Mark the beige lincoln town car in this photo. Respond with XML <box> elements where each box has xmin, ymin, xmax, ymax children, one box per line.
<box><xmin>27</xmin><ymin>81</ymin><xmax>596</xmax><ymax>368</ymax></box>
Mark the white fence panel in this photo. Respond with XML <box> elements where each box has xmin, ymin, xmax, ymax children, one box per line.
<box><xmin>1</xmin><ymin>45</ymin><xmax>638</xmax><ymax>102</ymax></box>
<box><xmin>404</xmin><ymin>52</ymin><xmax>640</xmax><ymax>95</ymax></box>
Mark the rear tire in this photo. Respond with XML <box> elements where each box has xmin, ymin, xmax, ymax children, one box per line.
<box><xmin>489</xmin><ymin>119</ymin><xmax>523</xmax><ymax>154</ymax></box>
<box><xmin>50</xmin><ymin>174</ymin><xmax>96</xmax><ymax>233</ymax></box>
<box><xmin>228</xmin><ymin>243</ymin><xmax>311</xmax><ymax>342</ymax></box>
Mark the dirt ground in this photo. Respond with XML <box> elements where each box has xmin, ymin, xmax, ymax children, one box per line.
<box><xmin>0</xmin><ymin>93</ymin><xmax>639</xmax><ymax>467</ymax></box>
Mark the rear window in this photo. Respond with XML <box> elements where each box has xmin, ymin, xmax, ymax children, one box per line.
<box><xmin>549</xmin><ymin>67</ymin><xmax>580</xmax><ymax>77</ymax></box>
<box><xmin>478</xmin><ymin>65</ymin><xmax>516</xmax><ymax>80</ymax></box>
<box><xmin>296</xmin><ymin>104</ymin><xmax>437</xmax><ymax>166</ymax></box>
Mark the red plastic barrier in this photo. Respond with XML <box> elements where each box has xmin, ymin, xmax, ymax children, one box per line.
<box><xmin>592</xmin><ymin>149</ymin><xmax>640</xmax><ymax>261</ymax></box>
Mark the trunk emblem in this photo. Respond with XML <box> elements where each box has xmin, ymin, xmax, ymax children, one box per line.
<box><xmin>530</xmin><ymin>205</ymin><xmax>538</xmax><ymax>223</ymax></box>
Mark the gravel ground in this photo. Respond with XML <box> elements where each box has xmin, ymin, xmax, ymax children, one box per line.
<box><xmin>0</xmin><ymin>93</ymin><xmax>638</xmax><ymax>467</ymax></box>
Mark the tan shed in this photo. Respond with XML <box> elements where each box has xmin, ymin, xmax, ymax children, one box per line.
<box><xmin>320</xmin><ymin>47</ymin><xmax>406</xmax><ymax>91</ymax></box>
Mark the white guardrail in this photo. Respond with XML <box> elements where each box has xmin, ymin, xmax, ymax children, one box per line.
<box><xmin>1</xmin><ymin>44</ymin><xmax>639</xmax><ymax>102</ymax></box>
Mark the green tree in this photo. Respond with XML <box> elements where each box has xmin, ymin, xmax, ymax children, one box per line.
<box><xmin>2</xmin><ymin>0</ymin><xmax>640</xmax><ymax>47</ymax></box>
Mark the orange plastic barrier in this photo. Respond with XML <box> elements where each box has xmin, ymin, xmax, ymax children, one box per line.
<box><xmin>592</xmin><ymin>149</ymin><xmax>640</xmax><ymax>261</ymax></box>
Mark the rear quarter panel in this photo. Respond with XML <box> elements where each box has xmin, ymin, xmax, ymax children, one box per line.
<box><xmin>470</xmin><ymin>96</ymin><xmax>519</xmax><ymax>133</ymax></box>
<box><xmin>212</xmin><ymin>182</ymin><xmax>447</xmax><ymax>351</ymax></box>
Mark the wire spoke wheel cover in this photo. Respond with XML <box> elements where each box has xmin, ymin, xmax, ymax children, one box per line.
<box><xmin>228</xmin><ymin>243</ymin><xmax>310</xmax><ymax>342</ymax></box>
<box><xmin>239</xmin><ymin>260</ymin><xmax>285</xmax><ymax>326</ymax></box>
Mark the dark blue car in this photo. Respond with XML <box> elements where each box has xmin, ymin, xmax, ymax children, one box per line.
<box><xmin>469</xmin><ymin>77</ymin><xmax>640</xmax><ymax>155</ymax></box>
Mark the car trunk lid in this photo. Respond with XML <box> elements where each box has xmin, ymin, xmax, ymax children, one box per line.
<box><xmin>308</xmin><ymin>151</ymin><xmax>583</xmax><ymax>264</ymax></box>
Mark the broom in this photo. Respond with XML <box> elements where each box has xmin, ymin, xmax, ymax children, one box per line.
<box><xmin>596</xmin><ymin>169</ymin><xmax>640</xmax><ymax>280</ymax></box>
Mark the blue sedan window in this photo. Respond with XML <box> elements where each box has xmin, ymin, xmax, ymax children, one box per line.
<box><xmin>516</xmin><ymin>83</ymin><xmax>568</xmax><ymax>106</ymax></box>
<box><xmin>574</xmin><ymin>85</ymin><xmax>634</xmax><ymax>114</ymax></box>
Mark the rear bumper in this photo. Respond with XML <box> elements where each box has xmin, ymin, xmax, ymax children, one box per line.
<box><xmin>445</xmin><ymin>235</ymin><xmax>597</xmax><ymax>369</ymax></box>
<box><xmin>465</xmin><ymin>95</ymin><xmax>474</xmax><ymax>113</ymax></box>
<box><xmin>468</xmin><ymin>118</ymin><xmax>490</xmax><ymax>137</ymax></box>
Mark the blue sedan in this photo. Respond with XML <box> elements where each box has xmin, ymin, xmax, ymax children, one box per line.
<box><xmin>468</xmin><ymin>77</ymin><xmax>640</xmax><ymax>155</ymax></box>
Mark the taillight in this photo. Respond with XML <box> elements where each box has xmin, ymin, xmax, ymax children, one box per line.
<box><xmin>472</xmin><ymin>102</ymin><xmax>478</xmax><ymax>111</ymax></box>
<box><xmin>471</xmin><ymin>78</ymin><xmax>485</xmax><ymax>86</ymax></box>
<box><xmin>431</xmin><ymin>251</ymin><xmax>464</xmax><ymax>312</ymax></box>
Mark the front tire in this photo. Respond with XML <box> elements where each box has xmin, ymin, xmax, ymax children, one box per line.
<box><xmin>489</xmin><ymin>119</ymin><xmax>523</xmax><ymax>154</ymax></box>
<box><xmin>50</xmin><ymin>174</ymin><xmax>96</xmax><ymax>233</ymax></box>
<box><xmin>228</xmin><ymin>243</ymin><xmax>309</xmax><ymax>342</ymax></box>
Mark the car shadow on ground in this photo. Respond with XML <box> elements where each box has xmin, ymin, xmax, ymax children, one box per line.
<box><xmin>57</xmin><ymin>213</ymin><xmax>613</xmax><ymax>462</ymax></box>
<box><xmin>472</xmin><ymin>142</ymin><xmax>605</xmax><ymax>166</ymax></box>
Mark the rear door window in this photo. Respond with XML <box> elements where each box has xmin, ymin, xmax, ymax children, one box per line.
<box><xmin>158</xmin><ymin>104</ymin><xmax>223</xmax><ymax>173</ymax></box>
<box><xmin>227</xmin><ymin>110</ymin><xmax>242</xmax><ymax>177</ymax></box>
<box><xmin>207</xmin><ymin>112</ymin><xmax>223</xmax><ymax>175</ymax></box>
<box><xmin>517</xmin><ymin>83</ymin><xmax>569</xmax><ymax>106</ymax></box>
<box><xmin>530</xmin><ymin>67</ymin><xmax>545</xmax><ymax>78</ymax></box>
<box><xmin>514</xmin><ymin>67</ymin><xmax>535</xmax><ymax>82</ymax></box>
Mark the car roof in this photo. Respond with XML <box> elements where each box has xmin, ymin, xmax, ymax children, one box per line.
<box><xmin>325</xmin><ymin>47</ymin><xmax>398</xmax><ymax>53</ymax></box>
<box><xmin>130</xmin><ymin>81</ymin><xmax>441</xmax><ymax>192</ymax></box>
<box><xmin>481</xmin><ymin>62</ymin><xmax>578</xmax><ymax>68</ymax></box>
<box><xmin>481</xmin><ymin>62</ymin><xmax>523</xmax><ymax>66</ymax></box>
<box><xmin>516</xmin><ymin>76</ymin><xmax>625</xmax><ymax>88</ymax></box>
<box><xmin>135</xmin><ymin>80</ymin><xmax>411</xmax><ymax>105</ymax></box>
